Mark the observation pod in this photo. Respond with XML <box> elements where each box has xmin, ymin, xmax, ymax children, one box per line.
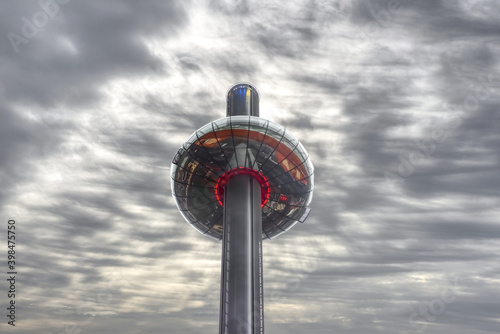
<box><xmin>171</xmin><ymin>116</ymin><xmax>314</xmax><ymax>240</ymax></box>
<box><xmin>171</xmin><ymin>83</ymin><xmax>314</xmax><ymax>334</ymax></box>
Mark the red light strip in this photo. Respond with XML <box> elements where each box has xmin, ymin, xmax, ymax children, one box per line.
<box><xmin>216</xmin><ymin>167</ymin><xmax>270</xmax><ymax>207</ymax></box>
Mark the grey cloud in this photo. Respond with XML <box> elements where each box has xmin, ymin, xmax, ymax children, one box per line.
<box><xmin>2</xmin><ymin>0</ymin><xmax>500</xmax><ymax>333</ymax></box>
<box><xmin>1</xmin><ymin>0</ymin><xmax>189</xmax><ymax>107</ymax></box>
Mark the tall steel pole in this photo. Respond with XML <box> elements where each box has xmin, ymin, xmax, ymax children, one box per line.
<box><xmin>171</xmin><ymin>82</ymin><xmax>314</xmax><ymax>333</ymax></box>
<box><xmin>219</xmin><ymin>84</ymin><xmax>264</xmax><ymax>334</ymax></box>
<box><xmin>220</xmin><ymin>175</ymin><xmax>263</xmax><ymax>334</ymax></box>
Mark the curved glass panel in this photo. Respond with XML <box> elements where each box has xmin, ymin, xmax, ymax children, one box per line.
<box><xmin>197</xmin><ymin>122</ymin><xmax>215</xmax><ymax>137</ymax></box>
<box><xmin>171</xmin><ymin>116</ymin><xmax>314</xmax><ymax>241</ymax></box>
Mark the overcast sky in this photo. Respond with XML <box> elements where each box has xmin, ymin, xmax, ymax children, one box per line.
<box><xmin>1</xmin><ymin>0</ymin><xmax>499</xmax><ymax>333</ymax></box>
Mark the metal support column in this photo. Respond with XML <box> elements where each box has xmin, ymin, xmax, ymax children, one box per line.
<box><xmin>219</xmin><ymin>174</ymin><xmax>264</xmax><ymax>334</ymax></box>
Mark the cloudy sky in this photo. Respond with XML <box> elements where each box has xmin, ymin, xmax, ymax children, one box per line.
<box><xmin>1</xmin><ymin>0</ymin><xmax>499</xmax><ymax>333</ymax></box>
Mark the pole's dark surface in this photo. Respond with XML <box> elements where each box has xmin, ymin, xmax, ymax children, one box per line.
<box><xmin>226</xmin><ymin>84</ymin><xmax>259</xmax><ymax>117</ymax></box>
<box><xmin>219</xmin><ymin>175</ymin><xmax>263</xmax><ymax>334</ymax></box>
<box><xmin>219</xmin><ymin>83</ymin><xmax>263</xmax><ymax>334</ymax></box>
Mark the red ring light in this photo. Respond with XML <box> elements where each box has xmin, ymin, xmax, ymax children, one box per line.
<box><xmin>215</xmin><ymin>167</ymin><xmax>270</xmax><ymax>207</ymax></box>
